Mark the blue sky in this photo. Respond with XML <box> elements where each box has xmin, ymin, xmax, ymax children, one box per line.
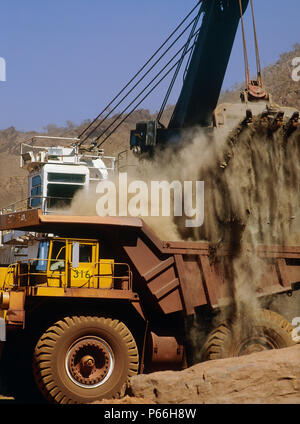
<box><xmin>0</xmin><ymin>0</ymin><xmax>299</xmax><ymax>132</ymax></box>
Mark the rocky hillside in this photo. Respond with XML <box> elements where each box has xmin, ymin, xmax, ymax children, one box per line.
<box><xmin>0</xmin><ymin>44</ymin><xmax>299</xmax><ymax>209</ymax></box>
<box><xmin>220</xmin><ymin>43</ymin><xmax>300</xmax><ymax>109</ymax></box>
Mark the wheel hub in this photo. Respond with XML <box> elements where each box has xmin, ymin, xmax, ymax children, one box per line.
<box><xmin>80</xmin><ymin>355</ymin><xmax>95</xmax><ymax>374</ymax></box>
<box><xmin>66</xmin><ymin>336</ymin><xmax>114</xmax><ymax>388</ymax></box>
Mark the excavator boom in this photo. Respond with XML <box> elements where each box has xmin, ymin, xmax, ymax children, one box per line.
<box><xmin>169</xmin><ymin>0</ymin><xmax>249</xmax><ymax>129</ymax></box>
<box><xmin>130</xmin><ymin>0</ymin><xmax>249</xmax><ymax>155</ymax></box>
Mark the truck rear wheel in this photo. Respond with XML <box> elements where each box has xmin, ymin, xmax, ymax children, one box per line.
<box><xmin>33</xmin><ymin>316</ymin><xmax>139</xmax><ymax>404</ymax></box>
<box><xmin>201</xmin><ymin>309</ymin><xmax>295</xmax><ymax>361</ymax></box>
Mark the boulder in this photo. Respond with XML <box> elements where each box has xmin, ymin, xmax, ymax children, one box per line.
<box><xmin>127</xmin><ymin>345</ymin><xmax>300</xmax><ymax>404</ymax></box>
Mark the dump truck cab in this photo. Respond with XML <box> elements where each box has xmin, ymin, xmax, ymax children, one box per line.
<box><xmin>0</xmin><ymin>235</ymin><xmax>133</xmax><ymax>322</ymax></box>
<box><xmin>32</xmin><ymin>237</ymin><xmax>115</xmax><ymax>290</ymax></box>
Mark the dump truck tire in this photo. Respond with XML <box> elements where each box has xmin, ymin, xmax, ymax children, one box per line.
<box><xmin>33</xmin><ymin>316</ymin><xmax>139</xmax><ymax>404</ymax></box>
<box><xmin>201</xmin><ymin>309</ymin><xmax>295</xmax><ymax>361</ymax></box>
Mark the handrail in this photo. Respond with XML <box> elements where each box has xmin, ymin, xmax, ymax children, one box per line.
<box><xmin>3</xmin><ymin>258</ymin><xmax>132</xmax><ymax>291</ymax></box>
<box><xmin>0</xmin><ymin>195</ymin><xmax>82</xmax><ymax>215</ymax></box>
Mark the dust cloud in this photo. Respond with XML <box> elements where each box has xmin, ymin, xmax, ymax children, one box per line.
<box><xmin>200</xmin><ymin>116</ymin><xmax>300</xmax><ymax>325</ymax></box>
<box><xmin>67</xmin><ymin>111</ymin><xmax>300</xmax><ymax>341</ymax></box>
<box><xmin>188</xmin><ymin>113</ymin><xmax>300</xmax><ymax>348</ymax></box>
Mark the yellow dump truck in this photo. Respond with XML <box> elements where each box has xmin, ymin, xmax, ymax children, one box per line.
<box><xmin>0</xmin><ymin>209</ymin><xmax>299</xmax><ymax>404</ymax></box>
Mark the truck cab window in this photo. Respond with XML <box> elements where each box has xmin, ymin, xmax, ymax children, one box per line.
<box><xmin>30</xmin><ymin>175</ymin><xmax>42</xmax><ymax>207</ymax></box>
<box><xmin>79</xmin><ymin>244</ymin><xmax>92</xmax><ymax>263</ymax></box>
<box><xmin>50</xmin><ymin>241</ymin><xmax>66</xmax><ymax>271</ymax></box>
<box><xmin>36</xmin><ymin>241</ymin><xmax>50</xmax><ymax>272</ymax></box>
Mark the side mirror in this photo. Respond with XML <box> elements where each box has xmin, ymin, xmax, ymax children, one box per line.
<box><xmin>72</xmin><ymin>242</ymin><xmax>80</xmax><ymax>268</ymax></box>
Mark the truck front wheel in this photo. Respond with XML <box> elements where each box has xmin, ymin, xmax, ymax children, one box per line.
<box><xmin>33</xmin><ymin>316</ymin><xmax>139</xmax><ymax>404</ymax></box>
<box><xmin>201</xmin><ymin>309</ymin><xmax>295</xmax><ymax>361</ymax></box>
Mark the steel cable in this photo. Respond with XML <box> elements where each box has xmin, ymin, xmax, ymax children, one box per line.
<box><xmin>95</xmin><ymin>38</ymin><xmax>199</xmax><ymax>148</ymax></box>
<box><xmin>78</xmin><ymin>1</ymin><xmax>202</xmax><ymax>144</ymax></box>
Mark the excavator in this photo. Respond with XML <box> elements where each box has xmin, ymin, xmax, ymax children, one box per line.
<box><xmin>0</xmin><ymin>0</ymin><xmax>299</xmax><ymax>404</ymax></box>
